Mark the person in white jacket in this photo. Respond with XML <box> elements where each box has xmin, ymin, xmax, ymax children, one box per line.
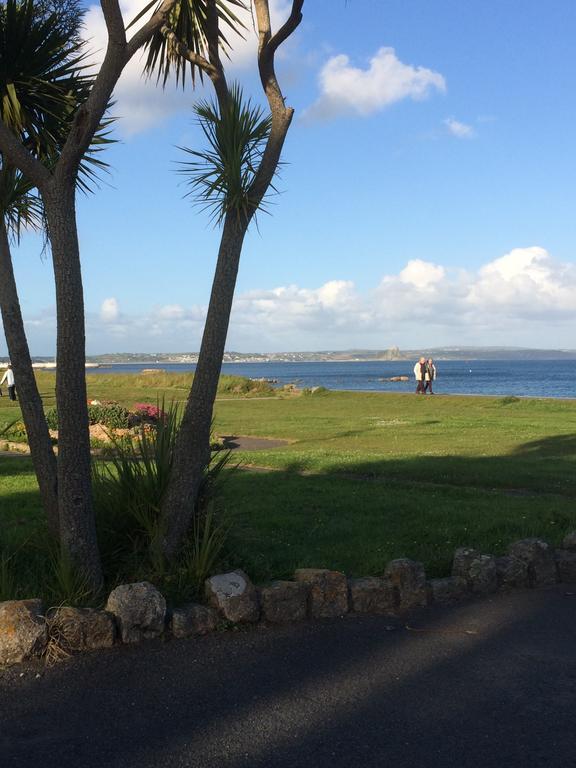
<box><xmin>0</xmin><ymin>364</ymin><xmax>17</xmax><ymax>401</ymax></box>
<box><xmin>413</xmin><ymin>357</ymin><xmax>426</xmax><ymax>394</ymax></box>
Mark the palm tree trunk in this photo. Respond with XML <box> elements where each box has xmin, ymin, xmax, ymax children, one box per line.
<box><xmin>44</xmin><ymin>183</ymin><xmax>102</xmax><ymax>591</ymax></box>
<box><xmin>161</xmin><ymin>213</ymin><xmax>248</xmax><ymax>558</ymax></box>
<box><xmin>0</xmin><ymin>217</ymin><xmax>59</xmax><ymax>538</ymax></box>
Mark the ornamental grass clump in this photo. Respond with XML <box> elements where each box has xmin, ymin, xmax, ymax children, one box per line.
<box><xmin>93</xmin><ymin>401</ymin><xmax>234</xmax><ymax>599</ymax></box>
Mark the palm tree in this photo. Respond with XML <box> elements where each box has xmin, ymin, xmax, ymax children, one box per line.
<box><xmin>0</xmin><ymin>167</ymin><xmax>59</xmax><ymax>536</ymax></box>
<box><xmin>0</xmin><ymin>0</ymin><xmax>111</xmax><ymax>554</ymax></box>
<box><xmin>0</xmin><ymin>0</ymin><xmax>95</xmax><ymax>539</ymax></box>
<box><xmin>0</xmin><ymin>0</ymin><xmax>247</xmax><ymax>590</ymax></box>
<box><xmin>140</xmin><ymin>0</ymin><xmax>305</xmax><ymax>557</ymax></box>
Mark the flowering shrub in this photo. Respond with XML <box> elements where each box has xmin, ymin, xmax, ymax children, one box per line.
<box><xmin>133</xmin><ymin>403</ymin><xmax>165</xmax><ymax>423</ymax></box>
<box><xmin>45</xmin><ymin>402</ymin><xmax>131</xmax><ymax>430</ymax></box>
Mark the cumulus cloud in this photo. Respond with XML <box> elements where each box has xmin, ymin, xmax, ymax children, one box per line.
<box><xmin>468</xmin><ymin>247</ymin><xmax>576</xmax><ymax>314</ymax></box>
<box><xmin>100</xmin><ymin>297</ymin><xmax>120</xmax><ymax>322</ymax></box>
<box><xmin>83</xmin><ymin>0</ymin><xmax>292</xmax><ymax>135</ymax></box>
<box><xmin>305</xmin><ymin>47</ymin><xmax>446</xmax><ymax>121</ymax></box>
<box><xmin>444</xmin><ymin>117</ymin><xmax>475</xmax><ymax>139</ymax></box>
<box><xmin>8</xmin><ymin>247</ymin><xmax>576</xmax><ymax>354</ymax></box>
<box><xmin>228</xmin><ymin>247</ymin><xmax>576</xmax><ymax>347</ymax></box>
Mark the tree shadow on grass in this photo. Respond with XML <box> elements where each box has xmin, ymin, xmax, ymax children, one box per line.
<box><xmin>0</xmin><ymin>456</ymin><xmax>35</xmax><ymax>478</ymax></box>
<box><xmin>221</xmin><ymin>433</ymin><xmax>576</xmax><ymax>584</ymax></box>
<box><xmin>270</xmin><ymin>431</ymin><xmax>576</xmax><ymax>497</ymax></box>
<box><xmin>511</xmin><ymin>433</ymin><xmax>576</xmax><ymax>457</ymax></box>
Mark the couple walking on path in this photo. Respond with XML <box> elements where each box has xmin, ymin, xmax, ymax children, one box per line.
<box><xmin>414</xmin><ymin>357</ymin><xmax>436</xmax><ymax>394</ymax></box>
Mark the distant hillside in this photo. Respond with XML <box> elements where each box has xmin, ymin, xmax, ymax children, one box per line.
<box><xmin>6</xmin><ymin>346</ymin><xmax>575</xmax><ymax>366</ymax></box>
<box><xmin>84</xmin><ymin>347</ymin><xmax>576</xmax><ymax>363</ymax></box>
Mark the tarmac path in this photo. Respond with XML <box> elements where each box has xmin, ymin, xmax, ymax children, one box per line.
<box><xmin>1</xmin><ymin>584</ymin><xmax>576</xmax><ymax>768</ymax></box>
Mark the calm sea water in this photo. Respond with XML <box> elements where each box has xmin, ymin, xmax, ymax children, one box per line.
<box><xmin>87</xmin><ymin>359</ymin><xmax>576</xmax><ymax>399</ymax></box>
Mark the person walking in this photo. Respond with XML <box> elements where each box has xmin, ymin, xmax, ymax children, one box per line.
<box><xmin>424</xmin><ymin>358</ymin><xmax>436</xmax><ymax>394</ymax></box>
<box><xmin>414</xmin><ymin>357</ymin><xmax>426</xmax><ymax>394</ymax></box>
<box><xmin>0</xmin><ymin>363</ymin><xmax>17</xmax><ymax>401</ymax></box>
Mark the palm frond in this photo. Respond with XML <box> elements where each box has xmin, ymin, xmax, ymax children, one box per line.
<box><xmin>0</xmin><ymin>165</ymin><xmax>43</xmax><ymax>242</ymax></box>
<box><xmin>0</xmin><ymin>0</ymin><xmax>116</xmax><ymax>194</ymax></box>
<box><xmin>177</xmin><ymin>83</ymin><xmax>272</xmax><ymax>225</ymax></box>
<box><xmin>137</xmin><ymin>0</ymin><xmax>248</xmax><ymax>88</ymax></box>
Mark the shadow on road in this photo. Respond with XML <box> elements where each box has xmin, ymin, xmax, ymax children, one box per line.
<box><xmin>1</xmin><ymin>585</ymin><xmax>575</xmax><ymax>768</ymax></box>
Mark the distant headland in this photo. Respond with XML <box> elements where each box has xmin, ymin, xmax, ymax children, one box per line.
<box><xmin>6</xmin><ymin>346</ymin><xmax>576</xmax><ymax>367</ymax></box>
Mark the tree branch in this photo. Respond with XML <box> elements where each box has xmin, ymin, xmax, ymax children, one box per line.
<box><xmin>204</xmin><ymin>0</ymin><xmax>229</xmax><ymax>109</ymax></box>
<box><xmin>253</xmin><ymin>0</ymin><xmax>303</xmax><ymax>112</ymax></box>
<box><xmin>57</xmin><ymin>0</ymin><xmax>177</xmax><ymax>179</ymax></box>
<box><xmin>0</xmin><ymin>120</ymin><xmax>52</xmax><ymax>192</ymax></box>
<box><xmin>268</xmin><ymin>0</ymin><xmax>304</xmax><ymax>57</ymax></box>
<box><xmin>100</xmin><ymin>0</ymin><xmax>126</xmax><ymax>46</ymax></box>
<box><xmin>160</xmin><ymin>26</ymin><xmax>217</xmax><ymax>81</ymax></box>
<box><xmin>247</xmin><ymin>0</ymin><xmax>304</xmax><ymax>204</ymax></box>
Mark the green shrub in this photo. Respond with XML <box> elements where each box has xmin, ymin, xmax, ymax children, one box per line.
<box><xmin>90</xmin><ymin>402</ymin><xmax>131</xmax><ymax>429</ymax></box>
<box><xmin>45</xmin><ymin>401</ymin><xmax>131</xmax><ymax>431</ymax></box>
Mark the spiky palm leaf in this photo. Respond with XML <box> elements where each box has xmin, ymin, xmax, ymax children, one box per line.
<box><xmin>0</xmin><ymin>164</ymin><xmax>43</xmax><ymax>242</ymax></box>
<box><xmin>178</xmin><ymin>83</ymin><xmax>272</xmax><ymax>224</ymax></box>
<box><xmin>0</xmin><ymin>0</ymin><xmax>92</xmax><ymax>155</ymax></box>
<box><xmin>133</xmin><ymin>0</ymin><xmax>247</xmax><ymax>87</ymax></box>
<box><xmin>0</xmin><ymin>0</ymin><xmax>115</xmax><ymax>204</ymax></box>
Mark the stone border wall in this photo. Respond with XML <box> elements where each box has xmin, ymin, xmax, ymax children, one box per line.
<box><xmin>2</xmin><ymin>534</ymin><xmax>576</xmax><ymax>667</ymax></box>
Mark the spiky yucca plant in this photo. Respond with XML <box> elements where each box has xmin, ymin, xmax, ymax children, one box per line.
<box><xmin>178</xmin><ymin>83</ymin><xmax>272</xmax><ymax>224</ymax></box>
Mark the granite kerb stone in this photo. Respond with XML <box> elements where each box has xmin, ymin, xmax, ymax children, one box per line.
<box><xmin>4</xmin><ymin>529</ymin><xmax>576</xmax><ymax>668</ymax></box>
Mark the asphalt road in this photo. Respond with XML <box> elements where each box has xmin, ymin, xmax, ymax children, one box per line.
<box><xmin>1</xmin><ymin>584</ymin><xmax>576</xmax><ymax>768</ymax></box>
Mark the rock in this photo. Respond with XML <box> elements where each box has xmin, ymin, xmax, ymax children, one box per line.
<box><xmin>349</xmin><ymin>577</ymin><xmax>397</xmax><ymax>614</ymax></box>
<box><xmin>428</xmin><ymin>577</ymin><xmax>466</xmax><ymax>604</ymax></box>
<box><xmin>0</xmin><ymin>599</ymin><xmax>46</xmax><ymax>666</ymax></box>
<box><xmin>508</xmin><ymin>538</ymin><xmax>557</xmax><ymax>587</ymax></box>
<box><xmin>495</xmin><ymin>556</ymin><xmax>529</xmax><ymax>591</ymax></box>
<box><xmin>260</xmin><ymin>581</ymin><xmax>308</xmax><ymax>623</ymax></box>
<box><xmin>171</xmin><ymin>604</ymin><xmax>219</xmax><ymax>638</ymax></box>
<box><xmin>555</xmin><ymin>550</ymin><xmax>576</xmax><ymax>584</ymax></box>
<box><xmin>105</xmin><ymin>582</ymin><xmax>166</xmax><ymax>643</ymax></box>
<box><xmin>294</xmin><ymin>569</ymin><xmax>349</xmax><ymax>618</ymax></box>
<box><xmin>205</xmin><ymin>570</ymin><xmax>259</xmax><ymax>623</ymax></box>
<box><xmin>452</xmin><ymin>548</ymin><xmax>498</xmax><ymax>594</ymax></box>
<box><xmin>47</xmin><ymin>607</ymin><xmax>115</xmax><ymax>652</ymax></box>
<box><xmin>562</xmin><ymin>531</ymin><xmax>576</xmax><ymax>552</ymax></box>
<box><xmin>384</xmin><ymin>559</ymin><xmax>428</xmax><ymax>609</ymax></box>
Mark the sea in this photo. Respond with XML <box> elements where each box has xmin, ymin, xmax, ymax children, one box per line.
<box><xmin>86</xmin><ymin>359</ymin><xmax>576</xmax><ymax>399</ymax></box>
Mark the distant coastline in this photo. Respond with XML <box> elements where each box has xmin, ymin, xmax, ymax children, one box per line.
<box><xmin>3</xmin><ymin>346</ymin><xmax>576</xmax><ymax>366</ymax></box>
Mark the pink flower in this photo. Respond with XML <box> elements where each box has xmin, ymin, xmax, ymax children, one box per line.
<box><xmin>133</xmin><ymin>403</ymin><xmax>165</xmax><ymax>421</ymax></box>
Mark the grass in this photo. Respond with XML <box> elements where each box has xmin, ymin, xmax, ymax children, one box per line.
<box><xmin>2</xmin><ymin>373</ymin><xmax>576</xmax><ymax>597</ymax></box>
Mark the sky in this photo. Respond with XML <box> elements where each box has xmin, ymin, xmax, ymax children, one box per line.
<box><xmin>3</xmin><ymin>0</ymin><xmax>576</xmax><ymax>355</ymax></box>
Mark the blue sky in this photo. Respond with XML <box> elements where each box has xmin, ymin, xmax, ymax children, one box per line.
<box><xmin>4</xmin><ymin>0</ymin><xmax>576</xmax><ymax>355</ymax></box>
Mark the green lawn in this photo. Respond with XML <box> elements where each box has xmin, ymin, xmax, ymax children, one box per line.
<box><xmin>2</xmin><ymin>375</ymin><xmax>576</xmax><ymax>588</ymax></box>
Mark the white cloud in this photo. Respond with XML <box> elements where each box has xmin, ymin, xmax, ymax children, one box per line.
<box><xmin>305</xmin><ymin>47</ymin><xmax>446</xmax><ymax>121</ymax></box>
<box><xmin>398</xmin><ymin>259</ymin><xmax>445</xmax><ymax>290</ymax></box>
<box><xmin>156</xmin><ymin>304</ymin><xmax>186</xmax><ymax>320</ymax></box>
<box><xmin>9</xmin><ymin>247</ymin><xmax>576</xmax><ymax>354</ymax></box>
<box><xmin>468</xmin><ymin>247</ymin><xmax>576</xmax><ymax>313</ymax></box>
<box><xmin>444</xmin><ymin>117</ymin><xmax>475</xmax><ymax>139</ymax></box>
<box><xmin>227</xmin><ymin>247</ymin><xmax>576</xmax><ymax>347</ymax></box>
<box><xmin>83</xmin><ymin>0</ymin><xmax>292</xmax><ymax>135</ymax></box>
<box><xmin>100</xmin><ymin>297</ymin><xmax>119</xmax><ymax>322</ymax></box>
